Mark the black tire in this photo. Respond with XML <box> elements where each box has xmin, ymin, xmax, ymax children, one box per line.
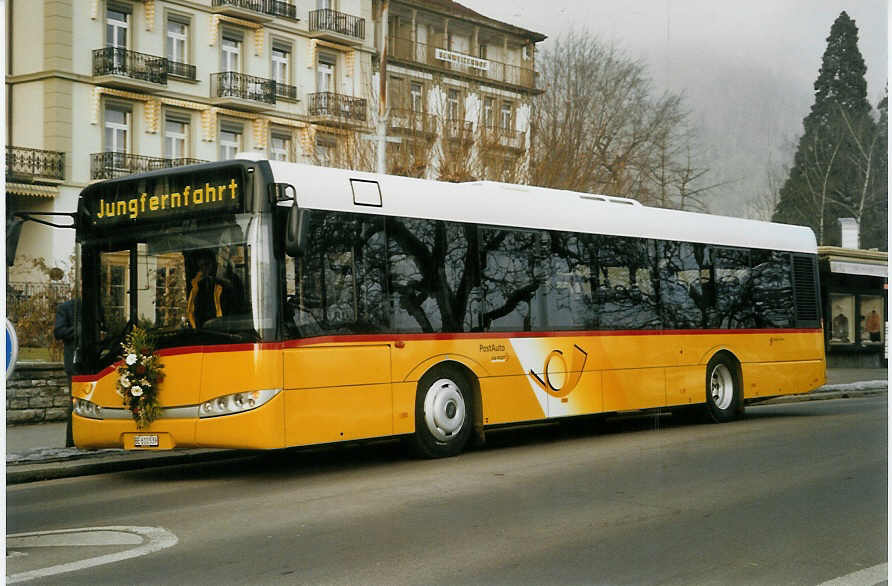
<box><xmin>705</xmin><ymin>353</ymin><xmax>743</xmax><ymax>423</ymax></box>
<box><xmin>412</xmin><ymin>365</ymin><xmax>473</xmax><ymax>458</ymax></box>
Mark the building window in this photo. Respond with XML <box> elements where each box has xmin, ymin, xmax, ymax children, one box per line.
<box><xmin>315</xmin><ymin>133</ymin><xmax>337</xmax><ymax>167</ymax></box>
<box><xmin>500</xmin><ymin>100</ymin><xmax>514</xmax><ymax>130</ymax></box>
<box><xmin>106</xmin><ymin>7</ymin><xmax>129</xmax><ymax>49</ymax></box>
<box><xmin>272</xmin><ymin>43</ymin><xmax>291</xmax><ymax>86</ymax></box>
<box><xmin>270</xmin><ymin>131</ymin><xmax>292</xmax><ymax>161</ymax></box>
<box><xmin>164</xmin><ymin>112</ymin><xmax>190</xmax><ymax>159</ymax></box>
<box><xmin>410</xmin><ymin>81</ymin><xmax>423</xmax><ymax>112</ymax></box>
<box><xmin>104</xmin><ymin>103</ymin><xmax>131</xmax><ymax>153</ymax></box>
<box><xmin>447</xmin><ymin>88</ymin><xmax>461</xmax><ymax>120</ymax></box>
<box><xmin>317</xmin><ymin>53</ymin><xmax>336</xmax><ymax>92</ymax></box>
<box><xmin>317</xmin><ymin>0</ymin><xmax>333</xmax><ymax>9</ymax></box>
<box><xmin>221</xmin><ymin>34</ymin><xmax>241</xmax><ymax>72</ymax></box>
<box><xmin>219</xmin><ymin>122</ymin><xmax>243</xmax><ymax>160</ymax></box>
<box><xmin>483</xmin><ymin>96</ymin><xmax>495</xmax><ymax>127</ymax></box>
<box><xmin>166</xmin><ymin>18</ymin><xmax>189</xmax><ymax>64</ymax></box>
<box><xmin>478</xmin><ymin>44</ymin><xmax>487</xmax><ymax>59</ymax></box>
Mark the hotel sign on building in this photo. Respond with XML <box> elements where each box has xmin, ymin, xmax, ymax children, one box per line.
<box><xmin>434</xmin><ymin>48</ymin><xmax>490</xmax><ymax>71</ymax></box>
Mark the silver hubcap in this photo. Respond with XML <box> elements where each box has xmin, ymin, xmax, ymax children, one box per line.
<box><xmin>423</xmin><ymin>378</ymin><xmax>466</xmax><ymax>442</ymax></box>
<box><xmin>710</xmin><ymin>364</ymin><xmax>734</xmax><ymax>410</ymax></box>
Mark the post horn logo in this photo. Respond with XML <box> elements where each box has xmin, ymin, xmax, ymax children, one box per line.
<box><xmin>529</xmin><ymin>344</ymin><xmax>588</xmax><ymax>398</ymax></box>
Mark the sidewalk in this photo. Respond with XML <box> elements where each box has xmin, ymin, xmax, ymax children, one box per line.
<box><xmin>5</xmin><ymin>368</ymin><xmax>887</xmax><ymax>484</ymax></box>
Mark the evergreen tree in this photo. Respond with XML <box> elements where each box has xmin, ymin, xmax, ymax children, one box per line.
<box><xmin>861</xmin><ymin>91</ymin><xmax>887</xmax><ymax>249</ymax></box>
<box><xmin>773</xmin><ymin>11</ymin><xmax>885</xmax><ymax>250</ymax></box>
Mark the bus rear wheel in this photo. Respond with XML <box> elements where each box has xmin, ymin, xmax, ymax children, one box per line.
<box><xmin>705</xmin><ymin>354</ymin><xmax>742</xmax><ymax>423</ymax></box>
<box><xmin>412</xmin><ymin>365</ymin><xmax>472</xmax><ymax>458</ymax></box>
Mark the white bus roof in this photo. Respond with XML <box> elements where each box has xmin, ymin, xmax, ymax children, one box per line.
<box><xmin>266</xmin><ymin>161</ymin><xmax>817</xmax><ymax>254</ymax></box>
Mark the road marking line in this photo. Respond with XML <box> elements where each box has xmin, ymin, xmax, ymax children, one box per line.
<box><xmin>6</xmin><ymin>526</ymin><xmax>178</xmax><ymax>584</ymax></box>
<box><xmin>817</xmin><ymin>563</ymin><xmax>887</xmax><ymax>586</ymax></box>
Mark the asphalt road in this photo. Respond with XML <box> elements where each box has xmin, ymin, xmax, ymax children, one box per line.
<box><xmin>6</xmin><ymin>396</ymin><xmax>887</xmax><ymax>585</ymax></box>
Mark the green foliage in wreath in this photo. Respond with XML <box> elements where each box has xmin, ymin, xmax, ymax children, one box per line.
<box><xmin>115</xmin><ymin>327</ymin><xmax>165</xmax><ymax>429</ymax></box>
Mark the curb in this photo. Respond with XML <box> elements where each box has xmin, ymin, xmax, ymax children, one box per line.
<box><xmin>6</xmin><ymin>449</ymin><xmax>247</xmax><ymax>485</ymax></box>
<box><xmin>764</xmin><ymin>386</ymin><xmax>886</xmax><ymax>405</ymax></box>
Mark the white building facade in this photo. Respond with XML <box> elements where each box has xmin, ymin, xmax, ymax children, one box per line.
<box><xmin>5</xmin><ymin>0</ymin><xmax>543</xmax><ymax>280</ymax></box>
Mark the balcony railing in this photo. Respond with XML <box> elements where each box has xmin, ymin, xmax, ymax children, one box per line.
<box><xmin>275</xmin><ymin>81</ymin><xmax>298</xmax><ymax>100</ymax></box>
<box><xmin>167</xmin><ymin>59</ymin><xmax>197</xmax><ymax>81</ymax></box>
<box><xmin>390</xmin><ymin>37</ymin><xmax>535</xmax><ymax>89</ymax></box>
<box><xmin>91</xmin><ymin>152</ymin><xmax>207</xmax><ymax>180</ymax></box>
<box><xmin>388</xmin><ymin>108</ymin><xmax>437</xmax><ymax>135</ymax></box>
<box><xmin>308</xmin><ymin>92</ymin><xmax>367</xmax><ymax>122</ymax></box>
<box><xmin>211</xmin><ymin>0</ymin><xmax>297</xmax><ymax>20</ymax></box>
<box><xmin>444</xmin><ymin>119</ymin><xmax>474</xmax><ymax>141</ymax></box>
<box><xmin>7</xmin><ymin>147</ymin><xmax>65</xmax><ymax>181</ymax></box>
<box><xmin>481</xmin><ymin>126</ymin><xmax>525</xmax><ymax>150</ymax></box>
<box><xmin>309</xmin><ymin>8</ymin><xmax>365</xmax><ymax>40</ymax></box>
<box><xmin>211</xmin><ymin>72</ymin><xmax>276</xmax><ymax>104</ymax></box>
<box><xmin>93</xmin><ymin>47</ymin><xmax>167</xmax><ymax>85</ymax></box>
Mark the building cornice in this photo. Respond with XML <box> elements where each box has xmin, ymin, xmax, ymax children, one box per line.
<box><xmin>818</xmin><ymin>246</ymin><xmax>888</xmax><ymax>265</ymax></box>
<box><xmin>391</xmin><ymin>0</ymin><xmax>547</xmax><ymax>43</ymax></box>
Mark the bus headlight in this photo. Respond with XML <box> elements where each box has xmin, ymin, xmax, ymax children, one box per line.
<box><xmin>199</xmin><ymin>388</ymin><xmax>280</xmax><ymax>418</ymax></box>
<box><xmin>73</xmin><ymin>398</ymin><xmax>104</xmax><ymax>420</ymax></box>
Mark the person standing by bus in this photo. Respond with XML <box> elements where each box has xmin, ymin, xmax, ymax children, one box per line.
<box><xmin>53</xmin><ymin>298</ymin><xmax>77</xmax><ymax>447</ymax></box>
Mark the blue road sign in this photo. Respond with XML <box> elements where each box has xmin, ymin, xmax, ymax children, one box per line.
<box><xmin>7</xmin><ymin>318</ymin><xmax>19</xmax><ymax>380</ymax></box>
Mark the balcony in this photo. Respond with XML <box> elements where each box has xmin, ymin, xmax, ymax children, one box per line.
<box><xmin>443</xmin><ymin>119</ymin><xmax>474</xmax><ymax>143</ymax></box>
<box><xmin>308</xmin><ymin>9</ymin><xmax>365</xmax><ymax>45</ymax></box>
<box><xmin>91</xmin><ymin>152</ymin><xmax>207</xmax><ymax>181</ymax></box>
<box><xmin>210</xmin><ymin>0</ymin><xmax>297</xmax><ymax>22</ymax></box>
<box><xmin>275</xmin><ymin>81</ymin><xmax>298</xmax><ymax>101</ymax></box>
<box><xmin>308</xmin><ymin>92</ymin><xmax>367</xmax><ymax>127</ymax></box>
<box><xmin>167</xmin><ymin>59</ymin><xmax>197</xmax><ymax>81</ymax></box>
<box><xmin>388</xmin><ymin>108</ymin><xmax>437</xmax><ymax>137</ymax></box>
<box><xmin>93</xmin><ymin>47</ymin><xmax>168</xmax><ymax>90</ymax></box>
<box><xmin>480</xmin><ymin>126</ymin><xmax>525</xmax><ymax>151</ymax></box>
<box><xmin>389</xmin><ymin>37</ymin><xmax>536</xmax><ymax>91</ymax></box>
<box><xmin>210</xmin><ymin>72</ymin><xmax>276</xmax><ymax>111</ymax></box>
<box><xmin>6</xmin><ymin>147</ymin><xmax>65</xmax><ymax>182</ymax></box>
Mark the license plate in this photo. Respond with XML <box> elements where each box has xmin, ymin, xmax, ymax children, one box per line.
<box><xmin>133</xmin><ymin>434</ymin><xmax>159</xmax><ymax>448</ymax></box>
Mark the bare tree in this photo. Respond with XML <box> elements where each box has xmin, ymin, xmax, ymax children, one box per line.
<box><xmin>744</xmin><ymin>161</ymin><xmax>788</xmax><ymax>221</ymax></box>
<box><xmin>528</xmin><ymin>31</ymin><xmax>715</xmax><ymax>210</ymax></box>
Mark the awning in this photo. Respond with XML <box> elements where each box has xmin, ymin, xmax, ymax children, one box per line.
<box><xmin>6</xmin><ymin>182</ymin><xmax>59</xmax><ymax>198</ymax></box>
<box><xmin>829</xmin><ymin>260</ymin><xmax>888</xmax><ymax>278</ymax></box>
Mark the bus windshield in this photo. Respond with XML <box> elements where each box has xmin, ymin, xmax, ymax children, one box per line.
<box><xmin>83</xmin><ymin>214</ymin><xmax>260</xmax><ymax>370</ymax></box>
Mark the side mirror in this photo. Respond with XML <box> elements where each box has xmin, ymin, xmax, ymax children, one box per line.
<box><xmin>270</xmin><ymin>182</ymin><xmax>295</xmax><ymax>203</ymax></box>
<box><xmin>6</xmin><ymin>217</ymin><xmax>24</xmax><ymax>267</ymax></box>
<box><xmin>285</xmin><ymin>207</ymin><xmax>310</xmax><ymax>257</ymax></box>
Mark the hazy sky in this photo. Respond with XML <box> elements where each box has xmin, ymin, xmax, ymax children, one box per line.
<box><xmin>460</xmin><ymin>0</ymin><xmax>889</xmax><ymax>215</ymax></box>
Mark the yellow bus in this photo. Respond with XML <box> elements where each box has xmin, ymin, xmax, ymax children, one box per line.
<box><xmin>66</xmin><ymin>158</ymin><xmax>825</xmax><ymax>457</ymax></box>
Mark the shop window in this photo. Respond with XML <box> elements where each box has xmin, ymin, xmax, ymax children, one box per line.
<box><xmin>859</xmin><ymin>295</ymin><xmax>884</xmax><ymax>346</ymax></box>
<box><xmin>829</xmin><ymin>293</ymin><xmax>855</xmax><ymax>344</ymax></box>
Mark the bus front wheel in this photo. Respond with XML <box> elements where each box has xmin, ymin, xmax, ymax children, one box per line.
<box><xmin>705</xmin><ymin>354</ymin><xmax>743</xmax><ymax>423</ymax></box>
<box><xmin>412</xmin><ymin>365</ymin><xmax>472</xmax><ymax>458</ymax></box>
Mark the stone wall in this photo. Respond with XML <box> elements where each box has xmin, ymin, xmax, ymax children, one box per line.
<box><xmin>6</xmin><ymin>362</ymin><xmax>70</xmax><ymax>425</ymax></box>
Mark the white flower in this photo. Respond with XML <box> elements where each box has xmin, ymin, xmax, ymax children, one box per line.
<box><xmin>131</xmin><ymin>386</ymin><xmax>143</xmax><ymax>397</ymax></box>
<box><xmin>125</xmin><ymin>353</ymin><xmax>138</xmax><ymax>366</ymax></box>
<box><xmin>120</xmin><ymin>375</ymin><xmax>130</xmax><ymax>388</ymax></box>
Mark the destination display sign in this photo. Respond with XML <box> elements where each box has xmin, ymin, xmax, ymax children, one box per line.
<box><xmin>82</xmin><ymin>166</ymin><xmax>247</xmax><ymax>228</ymax></box>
